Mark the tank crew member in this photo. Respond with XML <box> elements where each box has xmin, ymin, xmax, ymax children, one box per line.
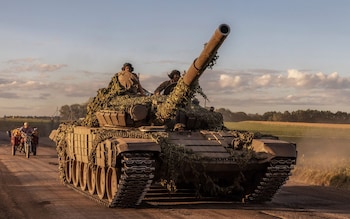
<box><xmin>154</xmin><ymin>69</ymin><xmax>181</xmax><ymax>95</ymax></box>
<box><xmin>117</xmin><ymin>63</ymin><xmax>145</xmax><ymax>96</ymax></box>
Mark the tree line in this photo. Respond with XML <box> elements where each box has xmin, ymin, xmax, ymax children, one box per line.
<box><xmin>217</xmin><ymin>108</ymin><xmax>350</xmax><ymax>124</ymax></box>
<box><xmin>58</xmin><ymin>103</ymin><xmax>350</xmax><ymax>124</ymax></box>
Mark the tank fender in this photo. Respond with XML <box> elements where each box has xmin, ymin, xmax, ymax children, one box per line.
<box><xmin>252</xmin><ymin>138</ymin><xmax>297</xmax><ymax>158</ymax></box>
<box><xmin>115</xmin><ymin>138</ymin><xmax>161</xmax><ymax>155</ymax></box>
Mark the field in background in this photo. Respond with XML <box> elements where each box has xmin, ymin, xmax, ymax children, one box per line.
<box><xmin>0</xmin><ymin>117</ymin><xmax>60</xmax><ymax>137</ymax></box>
<box><xmin>225</xmin><ymin>121</ymin><xmax>350</xmax><ymax>190</ymax></box>
<box><xmin>225</xmin><ymin>121</ymin><xmax>350</xmax><ymax>139</ymax></box>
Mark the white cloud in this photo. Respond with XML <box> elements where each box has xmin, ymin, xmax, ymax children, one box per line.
<box><xmin>254</xmin><ymin>74</ymin><xmax>272</xmax><ymax>87</ymax></box>
<box><xmin>2</xmin><ymin>58</ymin><xmax>67</xmax><ymax>74</ymax></box>
<box><xmin>215</xmin><ymin>69</ymin><xmax>350</xmax><ymax>90</ymax></box>
<box><xmin>196</xmin><ymin>68</ymin><xmax>350</xmax><ymax>113</ymax></box>
<box><xmin>285</xmin><ymin>69</ymin><xmax>350</xmax><ymax>89</ymax></box>
<box><xmin>219</xmin><ymin>74</ymin><xmax>241</xmax><ymax>88</ymax></box>
<box><xmin>287</xmin><ymin>69</ymin><xmax>310</xmax><ymax>87</ymax></box>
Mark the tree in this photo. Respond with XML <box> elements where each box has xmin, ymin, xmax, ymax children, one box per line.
<box><xmin>59</xmin><ymin>105</ymin><xmax>71</xmax><ymax>120</ymax></box>
<box><xmin>59</xmin><ymin>103</ymin><xmax>87</xmax><ymax>120</ymax></box>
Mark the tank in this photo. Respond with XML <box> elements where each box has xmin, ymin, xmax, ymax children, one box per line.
<box><xmin>49</xmin><ymin>23</ymin><xmax>297</xmax><ymax>208</ymax></box>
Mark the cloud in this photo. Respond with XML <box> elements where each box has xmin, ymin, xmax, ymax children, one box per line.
<box><xmin>2</xmin><ymin>58</ymin><xmax>67</xmax><ymax>74</ymax></box>
<box><xmin>212</xmin><ymin>69</ymin><xmax>350</xmax><ymax>91</ymax></box>
<box><xmin>5</xmin><ymin>58</ymin><xmax>38</xmax><ymax>64</ymax></box>
<box><xmin>0</xmin><ymin>92</ymin><xmax>19</xmax><ymax>99</ymax></box>
<box><xmin>219</xmin><ymin>74</ymin><xmax>241</xmax><ymax>88</ymax></box>
<box><xmin>7</xmin><ymin>63</ymin><xmax>67</xmax><ymax>73</ymax></box>
<box><xmin>286</xmin><ymin>69</ymin><xmax>350</xmax><ymax>89</ymax></box>
<box><xmin>254</xmin><ymin>74</ymin><xmax>272</xmax><ymax>87</ymax></box>
<box><xmin>193</xmin><ymin>68</ymin><xmax>350</xmax><ymax>113</ymax></box>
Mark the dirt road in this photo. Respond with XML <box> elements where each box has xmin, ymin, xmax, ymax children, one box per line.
<box><xmin>0</xmin><ymin>133</ymin><xmax>349</xmax><ymax>219</ymax></box>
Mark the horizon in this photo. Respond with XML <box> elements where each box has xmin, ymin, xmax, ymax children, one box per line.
<box><xmin>2</xmin><ymin>107</ymin><xmax>350</xmax><ymax>119</ymax></box>
<box><xmin>1</xmin><ymin>1</ymin><xmax>350</xmax><ymax>116</ymax></box>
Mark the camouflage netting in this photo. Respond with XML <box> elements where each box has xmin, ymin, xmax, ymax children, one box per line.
<box><xmin>52</xmin><ymin>122</ymin><xmax>78</xmax><ymax>183</ymax></box>
<box><xmin>179</xmin><ymin>103</ymin><xmax>224</xmax><ymax>130</ymax></box>
<box><xmin>82</xmin><ymin>72</ymin><xmax>144</xmax><ymax>127</ymax></box>
<box><xmin>152</xmin><ymin>130</ymin><xmax>261</xmax><ymax>196</ymax></box>
<box><xmin>81</xmin><ymin>73</ymin><xmax>222</xmax><ymax>130</ymax></box>
<box><xmin>52</xmin><ymin>121</ymin><xmax>154</xmax><ymax>182</ymax></box>
<box><xmin>87</xmin><ymin>128</ymin><xmax>153</xmax><ymax>169</ymax></box>
<box><xmin>156</xmin><ymin>77</ymin><xmax>203</xmax><ymax>121</ymax></box>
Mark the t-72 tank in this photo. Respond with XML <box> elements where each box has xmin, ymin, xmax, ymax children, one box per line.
<box><xmin>49</xmin><ymin>23</ymin><xmax>297</xmax><ymax>208</ymax></box>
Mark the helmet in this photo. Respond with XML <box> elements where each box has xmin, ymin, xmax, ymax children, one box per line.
<box><xmin>121</xmin><ymin>63</ymin><xmax>134</xmax><ymax>72</ymax></box>
<box><xmin>168</xmin><ymin>70</ymin><xmax>181</xmax><ymax>79</ymax></box>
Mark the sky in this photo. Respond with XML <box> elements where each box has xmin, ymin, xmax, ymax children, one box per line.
<box><xmin>1</xmin><ymin>0</ymin><xmax>350</xmax><ymax>117</ymax></box>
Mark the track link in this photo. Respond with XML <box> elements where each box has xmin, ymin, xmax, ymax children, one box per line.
<box><xmin>109</xmin><ymin>152</ymin><xmax>155</xmax><ymax>207</ymax></box>
<box><xmin>244</xmin><ymin>158</ymin><xmax>296</xmax><ymax>203</ymax></box>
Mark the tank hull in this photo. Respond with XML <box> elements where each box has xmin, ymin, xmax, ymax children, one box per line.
<box><xmin>51</xmin><ymin>124</ymin><xmax>296</xmax><ymax>207</ymax></box>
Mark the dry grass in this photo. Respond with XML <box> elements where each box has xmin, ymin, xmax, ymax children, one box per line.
<box><xmin>245</xmin><ymin>121</ymin><xmax>350</xmax><ymax>129</ymax></box>
<box><xmin>225</xmin><ymin>121</ymin><xmax>350</xmax><ymax>190</ymax></box>
<box><xmin>292</xmin><ymin>157</ymin><xmax>350</xmax><ymax>190</ymax></box>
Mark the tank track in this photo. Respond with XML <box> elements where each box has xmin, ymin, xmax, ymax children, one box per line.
<box><xmin>243</xmin><ymin>158</ymin><xmax>296</xmax><ymax>203</ymax></box>
<box><xmin>109</xmin><ymin>152</ymin><xmax>155</xmax><ymax>207</ymax></box>
<box><xmin>64</xmin><ymin>152</ymin><xmax>155</xmax><ymax>208</ymax></box>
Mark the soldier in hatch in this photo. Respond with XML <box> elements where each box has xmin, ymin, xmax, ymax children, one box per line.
<box><xmin>154</xmin><ymin>69</ymin><xmax>181</xmax><ymax>95</ymax></box>
<box><xmin>117</xmin><ymin>63</ymin><xmax>145</xmax><ymax>96</ymax></box>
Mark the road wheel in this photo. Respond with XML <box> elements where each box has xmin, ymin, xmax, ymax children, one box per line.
<box><xmin>87</xmin><ymin>164</ymin><xmax>96</xmax><ymax>195</ymax></box>
<box><xmin>96</xmin><ymin>166</ymin><xmax>106</xmax><ymax>199</ymax></box>
<box><xmin>65</xmin><ymin>158</ymin><xmax>72</xmax><ymax>183</ymax></box>
<box><xmin>72</xmin><ymin>160</ymin><xmax>80</xmax><ymax>187</ymax></box>
<box><xmin>79</xmin><ymin>162</ymin><xmax>88</xmax><ymax>191</ymax></box>
<box><xmin>106</xmin><ymin>167</ymin><xmax>119</xmax><ymax>203</ymax></box>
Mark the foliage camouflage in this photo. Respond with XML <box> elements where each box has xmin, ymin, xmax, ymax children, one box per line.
<box><xmin>80</xmin><ymin>71</ymin><xmax>222</xmax><ymax>131</ymax></box>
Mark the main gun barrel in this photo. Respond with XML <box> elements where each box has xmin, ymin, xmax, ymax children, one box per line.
<box><xmin>183</xmin><ymin>23</ymin><xmax>230</xmax><ymax>86</ymax></box>
<box><xmin>156</xmin><ymin>24</ymin><xmax>230</xmax><ymax>121</ymax></box>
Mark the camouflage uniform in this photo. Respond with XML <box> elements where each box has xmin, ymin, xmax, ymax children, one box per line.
<box><xmin>116</xmin><ymin>63</ymin><xmax>145</xmax><ymax>95</ymax></box>
<box><xmin>117</xmin><ymin>70</ymin><xmax>141</xmax><ymax>94</ymax></box>
<box><xmin>154</xmin><ymin>70</ymin><xmax>181</xmax><ymax>95</ymax></box>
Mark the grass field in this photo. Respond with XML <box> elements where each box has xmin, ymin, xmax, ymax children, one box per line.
<box><xmin>225</xmin><ymin>121</ymin><xmax>350</xmax><ymax>190</ymax></box>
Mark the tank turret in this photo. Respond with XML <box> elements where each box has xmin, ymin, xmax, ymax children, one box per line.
<box><xmin>83</xmin><ymin>24</ymin><xmax>230</xmax><ymax>131</ymax></box>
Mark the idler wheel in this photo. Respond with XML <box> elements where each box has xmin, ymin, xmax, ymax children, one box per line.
<box><xmin>106</xmin><ymin>167</ymin><xmax>119</xmax><ymax>202</ymax></box>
